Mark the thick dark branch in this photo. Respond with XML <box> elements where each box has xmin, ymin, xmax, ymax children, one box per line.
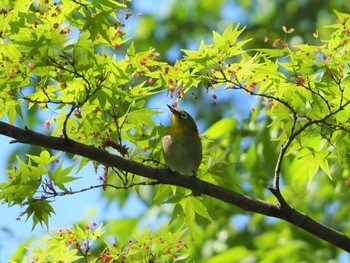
<box><xmin>1</xmin><ymin>121</ymin><xmax>350</xmax><ymax>251</ymax></box>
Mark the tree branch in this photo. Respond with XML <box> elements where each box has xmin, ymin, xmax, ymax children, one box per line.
<box><xmin>40</xmin><ymin>182</ymin><xmax>160</xmax><ymax>199</ymax></box>
<box><xmin>1</xmin><ymin>121</ymin><xmax>350</xmax><ymax>251</ymax></box>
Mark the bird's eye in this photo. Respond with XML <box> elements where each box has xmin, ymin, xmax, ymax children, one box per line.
<box><xmin>180</xmin><ymin>112</ymin><xmax>188</xmax><ymax>119</ymax></box>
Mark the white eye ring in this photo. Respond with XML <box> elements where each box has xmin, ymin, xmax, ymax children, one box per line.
<box><xmin>180</xmin><ymin>112</ymin><xmax>188</xmax><ymax>119</ymax></box>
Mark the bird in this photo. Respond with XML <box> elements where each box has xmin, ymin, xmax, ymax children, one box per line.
<box><xmin>162</xmin><ymin>105</ymin><xmax>202</xmax><ymax>178</ymax></box>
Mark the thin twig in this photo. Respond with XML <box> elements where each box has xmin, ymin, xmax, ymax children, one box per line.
<box><xmin>41</xmin><ymin>181</ymin><xmax>160</xmax><ymax>199</ymax></box>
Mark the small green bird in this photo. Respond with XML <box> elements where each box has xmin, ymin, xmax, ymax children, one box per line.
<box><xmin>162</xmin><ymin>105</ymin><xmax>202</xmax><ymax>177</ymax></box>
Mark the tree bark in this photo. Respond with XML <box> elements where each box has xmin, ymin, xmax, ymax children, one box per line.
<box><xmin>0</xmin><ymin>121</ymin><xmax>349</xmax><ymax>251</ymax></box>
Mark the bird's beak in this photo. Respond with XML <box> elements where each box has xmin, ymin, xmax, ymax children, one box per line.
<box><xmin>167</xmin><ymin>104</ymin><xmax>178</xmax><ymax>115</ymax></box>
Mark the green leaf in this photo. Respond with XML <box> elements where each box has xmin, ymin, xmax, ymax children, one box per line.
<box><xmin>170</xmin><ymin>203</ymin><xmax>184</xmax><ymax>225</ymax></box>
<box><xmin>50</xmin><ymin>161</ymin><xmax>78</xmax><ymax>191</ymax></box>
<box><xmin>9</xmin><ymin>236</ymin><xmax>35</xmax><ymax>262</ymax></box>
<box><xmin>189</xmin><ymin>196</ymin><xmax>213</xmax><ymax>222</ymax></box>
<box><xmin>127</xmin><ymin>108</ymin><xmax>158</xmax><ymax>127</ymax></box>
<box><xmin>206</xmin><ymin>246</ymin><xmax>252</xmax><ymax>263</ymax></box>
<box><xmin>180</xmin><ymin>198</ymin><xmax>195</xmax><ymax>228</ymax></box>
<box><xmin>27</xmin><ymin>151</ymin><xmax>61</xmax><ymax>165</ymax></box>
<box><xmin>179</xmin><ymin>196</ymin><xmax>212</xmax><ymax>228</ymax></box>
<box><xmin>107</xmin><ymin>218</ymin><xmax>140</xmax><ymax>243</ymax></box>
<box><xmin>23</xmin><ymin>199</ymin><xmax>56</xmax><ymax>231</ymax></box>
<box><xmin>204</xmin><ymin>117</ymin><xmax>237</xmax><ymax>139</ymax></box>
<box><xmin>16</xmin><ymin>156</ymin><xmax>32</xmax><ymax>178</ymax></box>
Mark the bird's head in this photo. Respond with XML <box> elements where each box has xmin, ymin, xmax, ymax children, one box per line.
<box><xmin>167</xmin><ymin>105</ymin><xmax>198</xmax><ymax>134</ymax></box>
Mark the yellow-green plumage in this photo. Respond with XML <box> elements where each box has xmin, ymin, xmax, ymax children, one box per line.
<box><xmin>162</xmin><ymin>105</ymin><xmax>202</xmax><ymax>176</ymax></box>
